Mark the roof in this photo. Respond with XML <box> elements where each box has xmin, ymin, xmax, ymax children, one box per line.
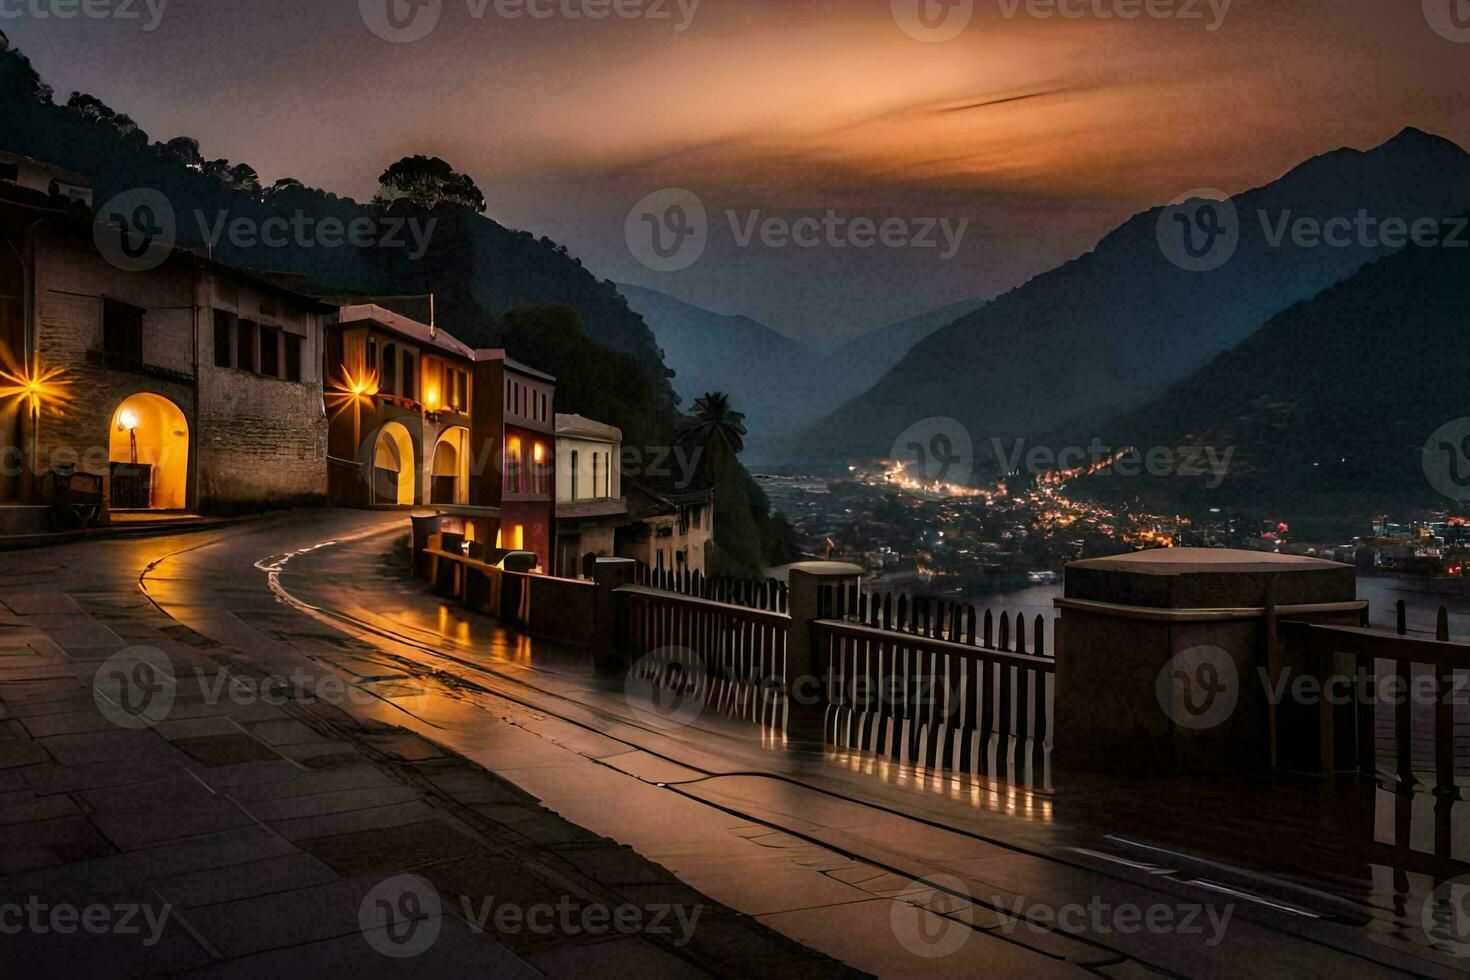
<box><xmin>0</xmin><ymin>150</ymin><xmax>92</xmax><ymax>190</ymax></box>
<box><xmin>626</xmin><ymin>481</ymin><xmax>713</xmax><ymax>519</ymax></box>
<box><xmin>555</xmin><ymin>413</ymin><xmax>621</xmax><ymax>443</ymax></box>
<box><xmin>473</xmin><ymin>348</ymin><xmax>556</xmax><ymax>383</ymax></box>
<box><xmin>334</xmin><ymin>304</ymin><xmax>476</xmax><ymax>361</ymax></box>
<box><xmin>0</xmin><ymin>181</ymin><xmax>337</xmax><ymax>314</ymax></box>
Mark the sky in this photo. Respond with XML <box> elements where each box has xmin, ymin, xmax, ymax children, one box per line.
<box><xmin>6</xmin><ymin>0</ymin><xmax>1470</xmax><ymax>343</ymax></box>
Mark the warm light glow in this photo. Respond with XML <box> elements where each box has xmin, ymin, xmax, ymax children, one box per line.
<box><xmin>532</xmin><ymin>442</ymin><xmax>545</xmax><ymax>464</ymax></box>
<box><xmin>117</xmin><ymin>408</ymin><xmax>140</xmax><ymax>431</ymax></box>
<box><xmin>0</xmin><ymin>360</ymin><xmax>71</xmax><ymax>416</ymax></box>
<box><xmin>425</xmin><ymin>386</ymin><xmax>440</xmax><ymax>411</ymax></box>
<box><xmin>326</xmin><ymin>364</ymin><xmax>380</xmax><ymax>426</ymax></box>
<box><xmin>495</xmin><ymin>524</ymin><xmax>524</xmax><ymax>550</ymax></box>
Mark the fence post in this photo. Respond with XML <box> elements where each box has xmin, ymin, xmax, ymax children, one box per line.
<box><xmin>786</xmin><ymin>562</ymin><xmax>863</xmax><ymax>742</ymax></box>
<box><xmin>592</xmin><ymin>558</ymin><xmax>639</xmax><ymax>670</ymax></box>
<box><xmin>409</xmin><ymin>509</ymin><xmax>444</xmax><ymax>581</ymax></box>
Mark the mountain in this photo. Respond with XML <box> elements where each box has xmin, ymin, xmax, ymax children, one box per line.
<box><xmin>818</xmin><ymin>296</ymin><xmax>989</xmax><ymax>411</ymax></box>
<box><xmin>620</xmin><ymin>283</ymin><xmax>986</xmax><ymax>460</ymax></box>
<box><xmin>615</xmin><ymin>283</ymin><xmax>812</xmax><ymax>453</ymax></box>
<box><xmin>1066</xmin><ymin>220</ymin><xmax>1470</xmax><ymax>520</ymax></box>
<box><xmin>801</xmin><ymin>128</ymin><xmax>1470</xmax><ymax>469</ymax></box>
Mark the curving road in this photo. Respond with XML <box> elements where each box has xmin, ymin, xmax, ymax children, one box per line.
<box><xmin>32</xmin><ymin>507</ymin><xmax>1455</xmax><ymax>978</ymax></box>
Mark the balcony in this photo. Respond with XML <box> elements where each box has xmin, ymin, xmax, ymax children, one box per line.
<box><xmin>86</xmin><ymin>349</ymin><xmax>194</xmax><ymax>386</ymax></box>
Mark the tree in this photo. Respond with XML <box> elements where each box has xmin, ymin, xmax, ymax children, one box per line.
<box><xmin>0</xmin><ymin>44</ymin><xmax>52</xmax><ymax>103</ymax></box>
<box><xmin>678</xmin><ymin>392</ymin><xmax>747</xmax><ymax>457</ymax></box>
<box><xmin>229</xmin><ymin>163</ymin><xmax>261</xmax><ymax>194</ymax></box>
<box><xmin>66</xmin><ymin>91</ymin><xmax>116</xmax><ymax>122</ymax></box>
<box><xmin>374</xmin><ymin>155</ymin><xmax>486</xmax><ymax>213</ymax></box>
<box><xmin>162</xmin><ymin>136</ymin><xmax>204</xmax><ymax>169</ymax></box>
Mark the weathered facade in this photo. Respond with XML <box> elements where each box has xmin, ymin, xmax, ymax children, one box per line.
<box><xmin>554</xmin><ymin>413</ymin><xmax>628</xmax><ymax>578</ymax></box>
<box><xmin>1</xmin><ymin>158</ymin><xmax>330</xmax><ymax>527</ymax></box>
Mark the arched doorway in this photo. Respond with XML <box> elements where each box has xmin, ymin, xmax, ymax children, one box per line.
<box><xmin>109</xmin><ymin>393</ymin><xmax>189</xmax><ymax>510</ymax></box>
<box><xmin>431</xmin><ymin>427</ymin><xmax>468</xmax><ymax>505</ymax></box>
<box><xmin>372</xmin><ymin>422</ymin><xmax>416</xmax><ymax>506</ymax></box>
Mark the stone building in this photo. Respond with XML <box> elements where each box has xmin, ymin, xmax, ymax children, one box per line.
<box><xmin>0</xmin><ymin>155</ymin><xmax>331</xmax><ymax>531</ymax></box>
<box><xmin>620</xmin><ymin>483</ymin><xmax>715</xmax><ymax>576</ymax></box>
<box><xmin>554</xmin><ymin>413</ymin><xmax>628</xmax><ymax>578</ymax></box>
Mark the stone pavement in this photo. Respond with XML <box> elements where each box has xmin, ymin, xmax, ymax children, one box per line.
<box><xmin>0</xmin><ymin>579</ymin><xmax>863</xmax><ymax>977</ymax></box>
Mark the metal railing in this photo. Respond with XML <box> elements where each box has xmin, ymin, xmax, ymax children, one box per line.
<box><xmin>814</xmin><ymin>586</ymin><xmax>1054</xmax><ymax>790</ymax></box>
<box><xmin>617</xmin><ymin>585</ymin><xmax>790</xmax><ymax>730</ymax></box>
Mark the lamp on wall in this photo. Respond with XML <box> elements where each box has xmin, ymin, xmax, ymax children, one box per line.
<box><xmin>118</xmin><ymin>408</ymin><xmax>140</xmax><ymax>464</ymax></box>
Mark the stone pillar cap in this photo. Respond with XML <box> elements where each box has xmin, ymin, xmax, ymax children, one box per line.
<box><xmin>1069</xmin><ymin>548</ymin><xmax>1346</xmax><ymax>575</ymax></box>
<box><xmin>789</xmin><ymin>561</ymin><xmax>864</xmax><ymax>577</ymax></box>
<box><xmin>1066</xmin><ymin>548</ymin><xmax>1355</xmax><ymax>609</ymax></box>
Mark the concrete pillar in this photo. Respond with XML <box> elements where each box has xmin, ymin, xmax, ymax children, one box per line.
<box><xmin>409</xmin><ymin>508</ymin><xmax>442</xmax><ymax>581</ymax></box>
<box><xmin>592</xmin><ymin>557</ymin><xmax>638</xmax><ymax>670</ymax></box>
<box><xmin>785</xmin><ymin>562</ymin><xmax>863</xmax><ymax>740</ymax></box>
<box><xmin>1054</xmin><ymin>549</ymin><xmax>1363</xmax><ymax>775</ymax></box>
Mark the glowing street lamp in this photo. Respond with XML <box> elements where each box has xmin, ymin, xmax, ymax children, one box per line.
<box><xmin>0</xmin><ymin>358</ymin><xmax>71</xmax><ymax>494</ymax></box>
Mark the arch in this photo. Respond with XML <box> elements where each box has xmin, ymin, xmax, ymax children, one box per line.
<box><xmin>109</xmin><ymin>392</ymin><xmax>190</xmax><ymax>510</ymax></box>
<box><xmin>372</xmin><ymin>421</ymin><xmax>416</xmax><ymax>506</ymax></box>
<box><xmin>431</xmin><ymin>426</ymin><xmax>469</xmax><ymax>505</ymax></box>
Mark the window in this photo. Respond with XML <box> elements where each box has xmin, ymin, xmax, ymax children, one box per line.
<box><xmin>453</xmin><ymin>369</ymin><xmax>468</xmax><ymax>412</ymax></box>
<box><xmin>102</xmin><ymin>298</ymin><xmax>144</xmax><ymax>367</ymax></box>
<box><xmin>259</xmin><ymin>326</ymin><xmax>280</xmax><ymax>378</ymax></box>
<box><xmin>591</xmin><ymin>454</ymin><xmax>599</xmax><ymax>501</ymax></box>
<box><xmin>259</xmin><ymin>294</ymin><xmax>277</xmax><ymax>318</ymax></box>
<box><xmin>284</xmin><ymin>334</ymin><xmax>302</xmax><ymax>383</ymax></box>
<box><xmin>237</xmin><ymin>319</ymin><xmax>257</xmax><ymax>373</ymax></box>
<box><xmin>0</xmin><ymin>162</ymin><xmax>18</xmax><ymax>182</ymax></box>
<box><xmin>505</xmin><ymin>438</ymin><xmax>522</xmax><ymax>494</ymax></box>
<box><xmin>605</xmin><ymin>452</ymin><xmax>613</xmax><ymax>497</ymax></box>
<box><xmin>570</xmin><ymin>451</ymin><xmax>579</xmax><ymax>500</ymax></box>
<box><xmin>213</xmin><ymin>310</ymin><xmax>233</xmax><ymax>369</ymax></box>
<box><xmin>366</xmin><ymin>338</ymin><xmax>377</xmax><ymax>384</ymax></box>
<box><xmin>382</xmin><ymin>344</ymin><xmax>397</xmax><ymax>395</ymax></box>
<box><xmin>401</xmin><ymin>351</ymin><xmax>416</xmax><ymax>401</ymax></box>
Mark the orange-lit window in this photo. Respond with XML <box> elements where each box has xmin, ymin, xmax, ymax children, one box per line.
<box><xmin>506</xmin><ymin>436</ymin><xmax>523</xmax><ymax>493</ymax></box>
<box><xmin>495</xmin><ymin>525</ymin><xmax>524</xmax><ymax>550</ymax></box>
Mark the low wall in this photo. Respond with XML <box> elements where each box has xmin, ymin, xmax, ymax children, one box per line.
<box><xmin>422</xmin><ymin>538</ymin><xmax>597</xmax><ymax>648</ymax></box>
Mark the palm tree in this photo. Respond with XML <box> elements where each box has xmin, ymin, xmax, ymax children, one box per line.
<box><xmin>679</xmin><ymin>392</ymin><xmax>747</xmax><ymax>456</ymax></box>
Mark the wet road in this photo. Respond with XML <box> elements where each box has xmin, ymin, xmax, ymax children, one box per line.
<box><xmin>21</xmin><ymin>509</ymin><xmax>1464</xmax><ymax>977</ymax></box>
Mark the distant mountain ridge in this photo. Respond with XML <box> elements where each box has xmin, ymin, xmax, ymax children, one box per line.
<box><xmin>799</xmin><ymin>128</ymin><xmax>1470</xmax><ymax>469</ymax></box>
<box><xmin>619</xmin><ymin>283</ymin><xmax>986</xmax><ymax>460</ymax></box>
<box><xmin>1068</xmin><ymin>218</ymin><xmax>1470</xmax><ymax>518</ymax></box>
